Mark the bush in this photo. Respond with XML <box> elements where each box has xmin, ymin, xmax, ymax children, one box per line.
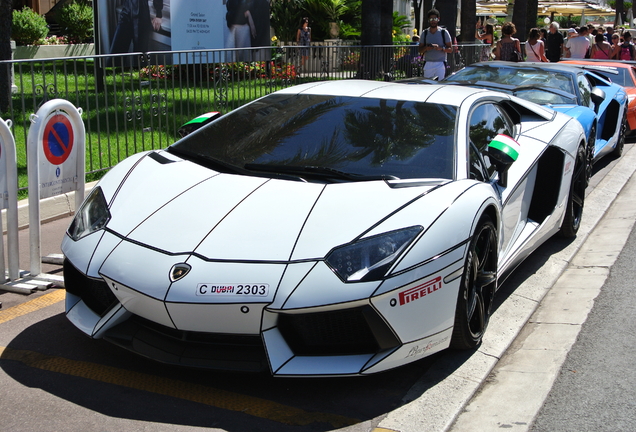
<box><xmin>57</xmin><ymin>1</ymin><xmax>94</xmax><ymax>43</ymax></box>
<box><xmin>12</xmin><ymin>7</ymin><xmax>49</xmax><ymax>46</ymax></box>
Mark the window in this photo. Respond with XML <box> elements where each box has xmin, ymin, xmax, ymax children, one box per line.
<box><xmin>577</xmin><ymin>74</ymin><xmax>593</xmax><ymax>109</ymax></box>
<box><xmin>468</xmin><ymin>103</ymin><xmax>514</xmax><ymax>180</ymax></box>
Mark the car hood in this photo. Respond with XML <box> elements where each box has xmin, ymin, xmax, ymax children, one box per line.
<box><xmin>103</xmin><ymin>151</ymin><xmax>448</xmax><ymax>262</ymax></box>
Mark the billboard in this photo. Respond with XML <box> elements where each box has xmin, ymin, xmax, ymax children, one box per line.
<box><xmin>96</xmin><ymin>0</ymin><xmax>270</xmax><ymax>61</ymax></box>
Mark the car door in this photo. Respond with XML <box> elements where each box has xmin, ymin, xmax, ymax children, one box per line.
<box><xmin>468</xmin><ymin>102</ymin><xmax>536</xmax><ymax>262</ymax></box>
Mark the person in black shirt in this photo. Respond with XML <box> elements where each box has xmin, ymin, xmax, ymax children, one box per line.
<box><xmin>546</xmin><ymin>21</ymin><xmax>564</xmax><ymax>62</ymax></box>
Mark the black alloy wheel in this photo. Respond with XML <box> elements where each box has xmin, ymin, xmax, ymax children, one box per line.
<box><xmin>612</xmin><ymin>107</ymin><xmax>627</xmax><ymax>158</ymax></box>
<box><xmin>585</xmin><ymin>124</ymin><xmax>596</xmax><ymax>186</ymax></box>
<box><xmin>450</xmin><ymin>214</ymin><xmax>498</xmax><ymax>350</ymax></box>
<box><xmin>560</xmin><ymin>145</ymin><xmax>586</xmax><ymax>238</ymax></box>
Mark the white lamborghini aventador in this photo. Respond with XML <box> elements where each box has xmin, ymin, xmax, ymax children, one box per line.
<box><xmin>63</xmin><ymin>80</ymin><xmax>587</xmax><ymax>376</ymax></box>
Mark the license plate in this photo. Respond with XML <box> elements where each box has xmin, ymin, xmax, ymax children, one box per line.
<box><xmin>196</xmin><ymin>283</ymin><xmax>270</xmax><ymax>297</ymax></box>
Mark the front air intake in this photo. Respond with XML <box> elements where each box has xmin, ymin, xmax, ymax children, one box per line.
<box><xmin>277</xmin><ymin>305</ymin><xmax>400</xmax><ymax>356</ymax></box>
<box><xmin>64</xmin><ymin>259</ymin><xmax>118</xmax><ymax>316</ymax></box>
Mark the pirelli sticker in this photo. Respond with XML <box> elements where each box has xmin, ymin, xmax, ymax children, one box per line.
<box><xmin>396</xmin><ymin>276</ymin><xmax>442</xmax><ymax>306</ymax></box>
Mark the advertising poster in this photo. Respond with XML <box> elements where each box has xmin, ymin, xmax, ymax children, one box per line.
<box><xmin>96</xmin><ymin>0</ymin><xmax>270</xmax><ymax>63</ymax></box>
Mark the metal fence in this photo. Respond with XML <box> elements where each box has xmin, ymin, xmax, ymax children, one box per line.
<box><xmin>1</xmin><ymin>43</ymin><xmax>483</xmax><ymax>193</ymax></box>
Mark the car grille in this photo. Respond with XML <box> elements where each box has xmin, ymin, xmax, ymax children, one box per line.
<box><xmin>277</xmin><ymin>305</ymin><xmax>400</xmax><ymax>356</ymax></box>
<box><xmin>64</xmin><ymin>259</ymin><xmax>118</xmax><ymax>317</ymax></box>
<box><xmin>104</xmin><ymin>315</ymin><xmax>268</xmax><ymax>372</ymax></box>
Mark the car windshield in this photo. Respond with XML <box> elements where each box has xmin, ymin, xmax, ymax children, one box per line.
<box><xmin>170</xmin><ymin>94</ymin><xmax>457</xmax><ymax>181</ymax></box>
<box><xmin>607</xmin><ymin>67</ymin><xmax>635</xmax><ymax>87</ymax></box>
<box><xmin>447</xmin><ymin>65</ymin><xmax>577</xmax><ymax>103</ymax></box>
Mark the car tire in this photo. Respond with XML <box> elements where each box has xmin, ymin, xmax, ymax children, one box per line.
<box><xmin>585</xmin><ymin>123</ymin><xmax>596</xmax><ymax>186</ymax></box>
<box><xmin>560</xmin><ymin>145</ymin><xmax>586</xmax><ymax>238</ymax></box>
<box><xmin>611</xmin><ymin>107</ymin><xmax>627</xmax><ymax>159</ymax></box>
<box><xmin>450</xmin><ymin>214</ymin><xmax>497</xmax><ymax>350</ymax></box>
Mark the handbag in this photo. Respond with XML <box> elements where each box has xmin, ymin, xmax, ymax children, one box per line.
<box><xmin>528</xmin><ymin>42</ymin><xmax>546</xmax><ymax>62</ymax></box>
<box><xmin>512</xmin><ymin>48</ymin><xmax>523</xmax><ymax>62</ymax></box>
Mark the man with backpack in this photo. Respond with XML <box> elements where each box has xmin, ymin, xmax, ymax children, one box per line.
<box><xmin>613</xmin><ymin>32</ymin><xmax>635</xmax><ymax>60</ymax></box>
<box><xmin>418</xmin><ymin>8</ymin><xmax>453</xmax><ymax>80</ymax></box>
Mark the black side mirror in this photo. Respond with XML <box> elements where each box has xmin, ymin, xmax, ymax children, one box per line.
<box><xmin>487</xmin><ymin>134</ymin><xmax>520</xmax><ymax>187</ymax></box>
<box><xmin>178</xmin><ymin>112</ymin><xmax>222</xmax><ymax>138</ymax></box>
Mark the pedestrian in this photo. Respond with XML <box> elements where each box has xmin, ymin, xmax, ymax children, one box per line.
<box><xmin>475</xmin><ymin>23</ymin><xmax>495</xmax><ymax>61</ymax></box>
<box><xmin>545</xmin><ymin>21</ymin><xmax>564</xmax><ymax>62</ymax></box>
<box><xmin>610</xmin><ymin>32</ymin><xmax>621</xmax><ymax>57</ymax></box>
<box><xmin>296</xmin><ymin>17</ymin><xmax>311</xmax><ymax>68</ymax></box>
<box><xmin>590</xmin><ymin>33</ymin><xmax>612</xmax><ymax>59</ymax></box>
<box><xmin>418</xmin><ymin>8</ymin><xmax>452</xmax><ymax>80</ymax></box>
<box><xmin>494</xmin><ymin>22</ymin><xmax>522</xmax><ymax>62</ymax></box>
<box><xmin>525</xmin><ymin>28</ymin><xmax>548</xmax><ymax>62</ymax></box>
<box><xmin>565</xmin><ymin>27</ymin><xmax>590</xmax><ymax>59</ymax></box>
<box><xmin>613</xmin><ymin>31</ymin><xmax>636</xmax><ymax>61</ymax></box>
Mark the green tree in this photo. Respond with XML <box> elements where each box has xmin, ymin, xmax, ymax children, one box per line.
<box><xmin>270</xmin><ymin>0</ymin><xmax>304</xmax><ymax>43</ymax></box>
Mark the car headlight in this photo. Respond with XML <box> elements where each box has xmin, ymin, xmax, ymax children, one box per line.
<box><xmin>67</xmin><ymin>186</ymin><xmax>111</xmax><ymax>241</ymax></box>
<box><xmin>325</xmin><ymin>226</ymin><xmax>423</xmax><ymax>282</ymax></box>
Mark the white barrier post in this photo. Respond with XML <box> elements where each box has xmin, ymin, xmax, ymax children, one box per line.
<box><xmin>27</xmin><ymin>100</ymin><xmax>85</xmax><ymax>276</ymax></box>
<box><xmin>0</xmin><ymin>117</ymin><xmax>20</xmax><ymax>280</ymax></box>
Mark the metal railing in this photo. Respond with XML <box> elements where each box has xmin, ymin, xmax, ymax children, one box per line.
<box><xmin>1</xmin><ymin>43</ymin><xmax>483</xmax><ymax>193</ymax></box>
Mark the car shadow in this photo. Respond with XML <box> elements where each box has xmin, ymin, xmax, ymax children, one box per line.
<box><xmin>1</xmin><ymin>311</ymin><xmax>447</xmax><ymax>431</ymax></box>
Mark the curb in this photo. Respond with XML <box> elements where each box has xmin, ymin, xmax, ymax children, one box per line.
<box><xmin>1</xmin><ymin>181</ymin><xmax>97</xmax><ymax>233</ymax></box>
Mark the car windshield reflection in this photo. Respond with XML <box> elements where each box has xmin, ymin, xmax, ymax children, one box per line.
<box><xmin>170</xmin><ymin>94</ymin><xmax>458</xmax><ymax>181</ymax></box>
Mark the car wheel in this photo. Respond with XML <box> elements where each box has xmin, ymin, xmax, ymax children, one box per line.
<box><xmin>585</xmin><ymin>124</ymin><xmax>596</xmax><ymax>186</ymax></box>
<box><xmin>450</xmin><ymin>214</ymin><xmax>497</xmax><ymax>350</ymax></box>
<box><xmin>611</xmin><ymin>108</ymin><xmax>627</xmax><ymax>158</ymax></box>
<box><xmin>560</xmin><ymin>145</ymin><xmax>586</xmax><ymax>238</ymax></box>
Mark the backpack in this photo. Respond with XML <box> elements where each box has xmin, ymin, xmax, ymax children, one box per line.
<box><xmin>620</xmin><ymin>43</ymin><xmax>634</xmax><ymax>60</ymax></box>
<box><xmin>422</xmin><ymin>27</ymin><xmax>448</xmax><ymax>47</ymax></box>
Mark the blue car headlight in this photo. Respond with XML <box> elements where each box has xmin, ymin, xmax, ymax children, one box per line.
<box><xmin>67</xmin><ymin>186</ymin><xmax>111</xmax><ymax>241</ymax></box>
<box><xmin>325</xmin><ymin>226</ymin><xmax>423</xmax><ymax>282</ymax></box>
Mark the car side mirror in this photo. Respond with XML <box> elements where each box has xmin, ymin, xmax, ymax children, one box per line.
<box><xmin>178</xmin><ymin>112</ymin><xmax>222</xmax><ymax>138</ymax></box>
<box><xmin>487</xmin><ymin>134</ymin><xmax>520</xmax><ymax>187</ymax></box>
<box><xmin>590</xmin><ymin>87</ymin><xmax>606</xmax><ymax>113</ymax></box>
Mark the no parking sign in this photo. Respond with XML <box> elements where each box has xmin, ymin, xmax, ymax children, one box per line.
<box><xmin>28</xmin><ymin>101</ymin><xmax>84</xmax><ymax>199</ymax></box>
<box><xmin>27</xmin><ymin>99</ymin><xmax>85</xmax><ymax>276</ymax></box>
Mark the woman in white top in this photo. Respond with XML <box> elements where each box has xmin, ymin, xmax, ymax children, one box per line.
<box><xmin>525</xmin><ymin>28</ymin><xmax>548</xmax><ymax>62</ymax></box>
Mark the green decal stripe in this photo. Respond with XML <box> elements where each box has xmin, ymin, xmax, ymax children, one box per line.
<box><xmin>489</xmin><ymin>140</ymin><xmax>519</xmax><ymax>160</ymax></box>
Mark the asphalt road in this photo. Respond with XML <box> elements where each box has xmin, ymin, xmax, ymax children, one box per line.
<box><xmin>0</xmin><ymin>142</ymin><xmax>634</xmax><ymax>432</ymax></box>
<box><xmin>530</xmin><ymin>214</ymin><xmax>636</xmax><ymax>431</ymax></box>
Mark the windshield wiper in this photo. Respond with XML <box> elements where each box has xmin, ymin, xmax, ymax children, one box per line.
<box><xmin>244</xmin><ymin>164</ymin><xmax>400</xmax><ymax>182</ymax></box>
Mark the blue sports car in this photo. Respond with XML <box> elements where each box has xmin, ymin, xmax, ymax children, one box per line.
<box><xmin>431</xmin><ymin>61</ymin><xmax>628</xmax><ymax>182</ymax></box>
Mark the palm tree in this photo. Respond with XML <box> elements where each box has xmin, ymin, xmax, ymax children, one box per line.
<box><xmin>0</xmin><ymin>0</ymin><xmax>12</xmax><ymax>112</ymax></box>
<box><xmin>460</xmin><ymin>0</ymin><xmax>476</xmax><ymax>42</ymax></box>
<box><xmin>512</xmin><ymin>0</ymin><xmax>528</xmax><ymax>42</ymax></box>
<box><xmin>615</xmin><ymin>0</ymin><xmax>625</xmax><ymax>27</ymax></box>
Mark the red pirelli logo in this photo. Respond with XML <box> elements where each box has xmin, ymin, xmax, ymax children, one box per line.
<box><xmin>398</xmin><ymin>276</ymin><xmax>443</xmax><ymax>306</ymax></box>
